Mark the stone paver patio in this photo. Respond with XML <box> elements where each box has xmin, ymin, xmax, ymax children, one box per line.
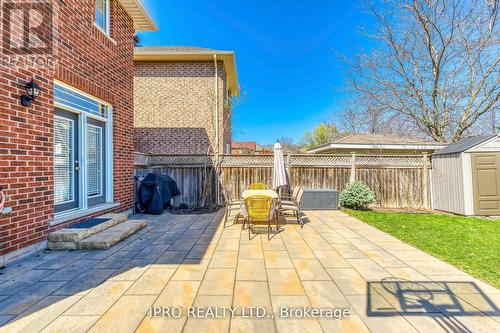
<box><xmin>0</xmin><ymin>210</ymin><xmax>498</xmax><ymax>333</ymax></box>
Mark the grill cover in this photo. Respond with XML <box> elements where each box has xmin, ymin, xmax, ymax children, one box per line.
<box><xmin>135</xmin><ymin>173</ymin><xmax>181</xmax><ymax>214</ymax></box>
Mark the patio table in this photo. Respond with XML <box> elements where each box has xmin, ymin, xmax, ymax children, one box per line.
<box><xmin>241</xmin><ymin>189</ymin><xmax>279</xmax><ymax>199</ymax></box>
<box><xmin>240</xmin><ymin>189</ymin><xmax>279</xmax><ymax>221</ymax></box>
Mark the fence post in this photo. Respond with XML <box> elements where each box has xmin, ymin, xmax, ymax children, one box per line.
<box><xmin>422</xmin><ymin>152</ymin><xmax>429</xmax><ymax>209</ymax></box>
<box><xmin>286</xmin><ymin>153</ymin><xmax>292</xmax><ymax>188</ymax></box>
<box><xmin>350</xmin><ymin>152</ymin><xmax>356</xmax><ymax>184</ymax></box>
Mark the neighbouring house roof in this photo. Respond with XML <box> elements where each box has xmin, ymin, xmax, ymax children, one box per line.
<box><xmin>307</xmin><ymin>134</ymin><xmax>447</xmax><ymax>154</ymax></box>
<box><xmin>118</xmin><ymin>0</ymin><xmax>157</xmax><ymax>31</ymax></box>
<box><xmin>232</xmin><ymin>141</ymin><xmax>257</xmax><ymax>150</ymax></box>
<box><xmin>134</xmin><ymin>46</ymin><xmax>239</xmax><ymax>96</ymax></box>
<box><xmin>433</xmin><ymin>135</ymin><xmax>497</xmax><ymax>156</ymax></box>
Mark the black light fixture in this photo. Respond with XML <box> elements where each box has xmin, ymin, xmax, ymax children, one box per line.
<box><xmin>21</xmin><ymin>78</ymin><xmax>42</xmax><ymax>107</ymax></box>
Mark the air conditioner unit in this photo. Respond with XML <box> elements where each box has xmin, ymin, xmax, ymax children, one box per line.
<box><xmin>301</xmin><ymin>189</ymin><xmax>339</xmax><ymax>210</ymax></box>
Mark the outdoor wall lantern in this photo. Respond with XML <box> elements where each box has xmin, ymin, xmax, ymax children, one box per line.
<box><xmin>21</xmin><ymin>78</ymin><xmax>42</xmax><ymax>107</ymax></box>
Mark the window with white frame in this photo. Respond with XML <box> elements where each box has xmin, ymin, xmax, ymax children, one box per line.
<box><xmin>95</xmin><ymin>0</ymin><xmax>110</xmax><ymax>34</ymax></box>
<box><xmin>54</xmin><ymin>82</ymin><xmax>113</xmax><ymax>215</ymax></box>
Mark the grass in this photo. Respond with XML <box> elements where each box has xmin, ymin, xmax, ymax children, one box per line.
<box><xmin>344</xmin><ymin>209</ymin><xmax>500</xmax><ymax>289</ymax></box>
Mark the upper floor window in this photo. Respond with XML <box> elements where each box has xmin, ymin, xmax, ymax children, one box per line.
<box><xmin>95</xmin><ymin>0</ymin><xmax>110</xmax><ymax>34</ymax></box>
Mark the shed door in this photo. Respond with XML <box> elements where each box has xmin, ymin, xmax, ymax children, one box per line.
<box><xmin>472</xmin><ymin>153</ymin><xmax>500</xmax><ymax>215</ymax></box>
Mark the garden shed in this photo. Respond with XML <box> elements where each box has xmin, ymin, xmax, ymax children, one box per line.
<box><xmin>432</xmin><ymin>135</ymin><xmax>500</xmax><ymax>216</ymax></box>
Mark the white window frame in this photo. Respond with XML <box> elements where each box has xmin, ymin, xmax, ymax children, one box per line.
<box><xmin>95</xmin><ymin>0</ymin><xmax>111</xmax><ymax>35</ymax></box>
<box><xmin>53</xmin><ymin>80</ymin><xmax>114</xmax><ymax>221</ymax></box>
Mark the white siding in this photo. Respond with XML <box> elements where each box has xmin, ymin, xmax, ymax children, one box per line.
<box><xmin>431</xmin><ymin>154</ymin><xmax>465</xmax><ymax>214</ymax></box>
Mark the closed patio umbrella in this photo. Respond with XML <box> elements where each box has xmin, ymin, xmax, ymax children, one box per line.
<box><xmin>273</xmin><ymin>142</ymin><xmax>288</xmax><ymax>189</ymax></box>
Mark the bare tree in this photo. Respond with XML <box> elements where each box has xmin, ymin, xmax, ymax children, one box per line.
<box><xmin>485</xmin><ymin>0</ymin><xmax>499</xmax><ymax>32</ymax></box>
<box><xmin>277</xmin><ymin>136</ymin><xmax>300</xmax><ymax>153</ymax></box>
<box><xmin>338</xmin><ymin>95</ymin><xmax>420</xmax><ymax>137</ymax></box>
<box><xmin>472</xmin><ymin>103</ymin><xmax>500</xmax><ymax>134</ymax></box>
<box><xmin>347</xmin><ymin>0</ymin><xmax>499</xmax><ymax>143</ymax></box>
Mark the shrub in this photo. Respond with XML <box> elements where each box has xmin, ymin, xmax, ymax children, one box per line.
<box><xmin>340</xmin><ymin>181</ymin><xmax>375</xmax><ymax>209</ymax></box>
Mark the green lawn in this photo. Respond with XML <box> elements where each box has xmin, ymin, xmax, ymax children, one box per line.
<box><xmin>344</xmin><ymin>209</ymin><xmax>500</xmax><ymax>289</ymax></box>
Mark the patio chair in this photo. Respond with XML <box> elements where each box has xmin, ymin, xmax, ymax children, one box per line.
<box><xmin>248</xmin><ymin>183</ymin><xmax>267</xmax><ymax>190</ymax></box>
<box><xmin>222</xmin><ymin>187</ymin><xmax>242</xmax><ymax>227</ymax></box>
<box><xmin>245</xmin><ymin>195</ymin><xmax>278</xmax><ymax>240</ymax></box>
<box><xmin>280</xmin><ymin>187</ymin><xmax>304</xmax><ymax>225</ymax></box>
<box><xmin>279</xmin><ymin>186</ymin><xmax>301</xmax><ymax>206</ymax></box>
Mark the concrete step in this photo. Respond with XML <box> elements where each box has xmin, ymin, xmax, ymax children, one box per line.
<box><xmin>48</xmin><ymin>213</ymin><xmax>128</xmax><ymax>250</ymax></box>
<box><xmin>77</xmin><ymin>220</ymin><xmax>148</xmax><ymax>250</ymax></box>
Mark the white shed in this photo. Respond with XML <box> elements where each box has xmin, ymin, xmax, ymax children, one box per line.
<box><xmin>432</xmin><ymin>135</ymin><xmax>500</xmax><ymax>216</ymax></box>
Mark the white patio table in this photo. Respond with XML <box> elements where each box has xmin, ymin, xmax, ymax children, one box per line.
<box><xmin>241</xmin><ymin>189</ymin><xmax>279</xmax><ymax>200</ymax></box>
<box><xmin>240</xmin><ymin>189</ymin><xmax>279</xmax><ymax>221</ymax></box>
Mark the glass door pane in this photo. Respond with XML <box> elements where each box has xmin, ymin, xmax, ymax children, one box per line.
<box><xmin>87</xmin><ymin>119</ymin><xmax>106</xmax><ymax>206</ymax></box>
<box><xmin>54</xmin><ymin>109</ymin><xmax>79</xmax><ymax>213</ymax></box>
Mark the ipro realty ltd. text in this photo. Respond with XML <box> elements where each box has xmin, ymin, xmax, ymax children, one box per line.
<box><xmin>149</xmin><ymin>306</ymin><xmax>351</xmax><ymax>319</ymax></box>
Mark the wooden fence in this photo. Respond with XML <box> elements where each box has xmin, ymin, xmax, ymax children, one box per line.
<box><xmin>134</xmin><ymin>153</ymin><xmax>431</xmax><ymax>209</ymax></box>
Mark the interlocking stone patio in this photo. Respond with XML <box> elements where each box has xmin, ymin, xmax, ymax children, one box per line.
<box><xmin>0</xmin><ymin>210</ymin><xmax>498</xmax><ymax>333</ymax></box>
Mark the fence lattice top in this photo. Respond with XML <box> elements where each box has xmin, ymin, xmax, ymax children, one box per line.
<box><xmin>135</xmin><ymin>153</ymin><xmax>430</xmax><ymax>168</ymax></box>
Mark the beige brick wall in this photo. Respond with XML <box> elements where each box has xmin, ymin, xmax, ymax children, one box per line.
<box><xmin>134</xmin><ymin>61</ymin><xmax>231</xmax><ymax>155</ymax></box>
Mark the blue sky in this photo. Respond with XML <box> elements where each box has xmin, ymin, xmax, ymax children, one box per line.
<box><xmin>138</xmin><ymin>0</ymin><xmax>371</xmax><ymax>145</ymax></box>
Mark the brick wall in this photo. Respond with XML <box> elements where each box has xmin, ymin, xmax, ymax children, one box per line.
<box><xmin>0</xmin><ymin>0</ymin><xmax>136</xmax><ymax>255</ymax></box>
<box><xmin>134</xmin><ymin>61</ymin><xmax>231</xmax><ymax>155</ymax></box>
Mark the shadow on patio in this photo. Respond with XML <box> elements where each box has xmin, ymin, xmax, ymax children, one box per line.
<box><xmin>367</xmin><ymin>279</ymin><xmax>500</xmax><ymax>332</ymax></box>
<box><xmin>0</xmin><ymin>210</ymin><xmax>225</xmax><ymax>331</ymax></box>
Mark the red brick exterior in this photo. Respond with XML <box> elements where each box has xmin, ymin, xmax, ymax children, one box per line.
<box><xmin>0</xmin><ymin>0</ymin><xmax>136</xmax><ymax>255</ymax></box>
<box><xmin>134</xmin><ymin>61</ymin><xmax>232</xmax><ymax>155</ymax></box>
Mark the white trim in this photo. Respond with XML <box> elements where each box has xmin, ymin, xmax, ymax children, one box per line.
<box><xmin>307</xmin><ymin>143</ymin><xmax>447</xmax><ymax>154</ymax></box>
<box><xmin>118</xmin><ymin>0</ymin><xmax>158</xmax><ymax>31</ymax></box>
<box><xmin>462</xmin><ymin>153</ymin><xmax>474</xmax><ymax>215</ymax></box>
<box><xmin>429</xmin><ymin>168</ymin><xmax>434</xmax><ymax>210</ymax></box>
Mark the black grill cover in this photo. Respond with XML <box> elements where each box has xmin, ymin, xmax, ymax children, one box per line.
<box><xmin>135</xmin><ymin>173</ymin><xmax>181</xmax><ymax>214</ymax></box>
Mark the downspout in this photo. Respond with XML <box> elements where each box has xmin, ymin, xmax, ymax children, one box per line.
<box><xmin>214</xmin><ymin>54</ymin><xmax>220</xmax><ymax>205</ymax></box>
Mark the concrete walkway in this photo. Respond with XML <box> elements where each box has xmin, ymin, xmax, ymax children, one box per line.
<box><xmin>0</xmin><ymin>210</ymin><xmax>498</xmax><ymax>333</ymax></box>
